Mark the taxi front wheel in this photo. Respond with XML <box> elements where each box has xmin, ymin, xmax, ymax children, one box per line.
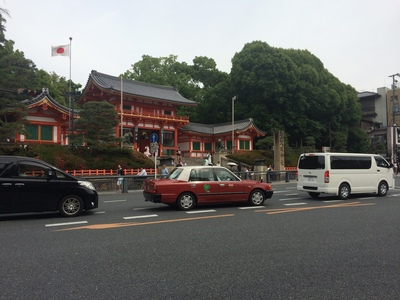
<box><xmin>248</xmin><ymin>189</ymin><xmax>265</xmax><ymax>206</ymax></box>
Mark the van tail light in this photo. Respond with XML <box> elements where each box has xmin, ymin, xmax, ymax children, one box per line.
<box><xmin>324</xmin><ymin>170</ymin><xmax>329</xmax><ymax>183</ymax></box>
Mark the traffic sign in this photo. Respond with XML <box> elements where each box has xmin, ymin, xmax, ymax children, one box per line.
<box><xmin>150</xmin><ymin>142</ymin><xmax>159</xmax><ymax>154</ymax></box>
<box><xmin>150</xmin><ymin>133</ymin><xmax>158</xmax><ymax>143</ymax></box>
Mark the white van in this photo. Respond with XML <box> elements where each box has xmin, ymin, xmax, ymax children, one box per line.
<box><xmin>297</xmin><ymin>153</ymin><xmax>394</xmax><ymax>199</ymax></box>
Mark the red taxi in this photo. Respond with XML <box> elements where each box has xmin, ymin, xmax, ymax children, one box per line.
<box><xmin>143</xmin><ymin>166</ymin><xmax>273</xmax><ymax>210</ymax></box>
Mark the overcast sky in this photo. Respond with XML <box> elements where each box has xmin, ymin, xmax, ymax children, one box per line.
<box><xmin>2</xmin><ymin>0</ymin><xmax>400</xmax><ymax>92</ymax></box>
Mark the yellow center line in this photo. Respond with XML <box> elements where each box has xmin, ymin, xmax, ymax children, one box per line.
<box><xmin>255</xmin><ymin>202</ymin><xmax>375</xmax><ymax>214</ymax></box>
<box><xmin>55</xmin><ymin>214</ymin><xmax>235</xmax><ymax>231</ymax></box>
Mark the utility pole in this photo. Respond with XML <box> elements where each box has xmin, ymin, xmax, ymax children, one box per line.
<box><xmin>231</xmin><ymin>96</ymin><xmax>237</xmax><ymax>153</ymax></box>
<box><xmin>389</xmin><ymin>73</ymin><xmax>400</xmax><ymax>163</ymax></box>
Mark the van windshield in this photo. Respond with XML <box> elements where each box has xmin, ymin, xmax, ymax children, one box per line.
<box><xmin>298</xmin><ymin>155</ymin><xmax>325</xmax><ymax>169</ymax></box>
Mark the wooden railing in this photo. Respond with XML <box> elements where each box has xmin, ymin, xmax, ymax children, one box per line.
<box><xmin>65</xmin><ymin>168</ymin><xmax>156</xmax><ymax>177</ymax></box>
<box><xmin>65</xmin><ymin>167</ymin><xmax>297</xmax><ymax>177</ymax></box>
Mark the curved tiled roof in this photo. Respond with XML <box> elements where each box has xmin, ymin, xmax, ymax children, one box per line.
<box><xmin>81</xmin><ymin>70</ymin><xmax>197</xmax><ymax>106</ymax></box>
<box><xmin>21</xmin><ymin>88</ymin><xmax>78</xmax><ymax>113</ymax></box>
<box><xmin>180</xmin><ymin>118</ymin><xmax>265</xmax><ymax>135</ymax></box>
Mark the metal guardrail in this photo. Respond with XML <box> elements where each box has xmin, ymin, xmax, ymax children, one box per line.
<box><xmin>235</xmin><ymin>170</ymin><xmax>297</xmax><ymax>183</ymax></box>
<box><xmin>81</xmin><ymin>175</ymin><xmax>155</xmax><ymax>193</ymax></box>
<box><xmin>81</xmin><ymin>170</ymin><xmax>297</xmax><ymax>193</ymax></box>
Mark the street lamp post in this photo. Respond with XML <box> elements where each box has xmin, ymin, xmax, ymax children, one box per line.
<box><xmin>232</xmin><ymin>96</ymin><xmax>237</xmax><ymax>153</ymax></box>
<box><xmin>389</xmin><ymin>73</ymin><xmax>400</xmax><ymax>163</ymax></box>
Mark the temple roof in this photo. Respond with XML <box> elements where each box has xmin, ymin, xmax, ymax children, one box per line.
<box><xmin>180</xmin><ymin>118</ymin><xmax>265</xmax><ymax>136</ymax></box>
<box><xmin>78</xmin><ymin>70</ymin><xmax>198</xmax><ymax>106</ymax></box>
<box><xmin>21</xmin><ymin>88</ymin><xmax>77</xmax><ymax>113</ymax></box>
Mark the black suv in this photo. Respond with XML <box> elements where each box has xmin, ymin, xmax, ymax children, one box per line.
<box><xmin>0</xmin><ymin>156</ymin><xmax>98</xmax><ymax>217</ymax></box>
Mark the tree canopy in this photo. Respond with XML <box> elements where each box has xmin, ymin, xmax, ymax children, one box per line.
<box><xmin>73</xmin><ymin>102</ymin><xmax>119</xmax><ymax>149</ymax></box>
<box><xmin>230</xmin><ymin>41</ymin><xmax>363</xmax><ymax>151</ymax></box>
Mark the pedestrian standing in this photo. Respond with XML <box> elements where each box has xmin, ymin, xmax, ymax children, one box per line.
<box><xmin>161</xmin><ymin>164</ymin><xmax>169</xmax><ymax>178</ymax></box>
<box><xmin>117</xmin><ymin>164</ymin><xmax>124</xmax><ymax>192</ymax></box>
<box><xmin>176</xmin><ymin>147</ymin><xmax>182</xmax><ymax>162</ymax></box>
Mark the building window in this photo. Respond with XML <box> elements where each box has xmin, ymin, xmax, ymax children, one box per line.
<box><xmin>239</xmin><ymin>140</ymin><xmax>250</xmax><ymax>150</ymax></box>
<box><xmin>192</xmin><ymin>142</ymin><xmax>200</xmax><ymax>151</ymax></box>
<box><xmin>204</xmin><ymin>142</ymin><xmax>212</xmax><ymax>151</ymax></box>
<box><xmin>41</xmin><ymin>126</ymin><xmax>52</xmax><ymax>141</ymax></box>
<box><xmin>26</xmin><ymin>125</ymin><xmax>53</xmax><ymax>141</ymax></box>
<box><xmin>164</xmin><ymin>110</ymin><xmax>172</xmax><ymax>115</ymax></box>
<box><xmin>26</xmin><ymin>125</ymin><xmax>38</xmax><ymax>140</ymax></box>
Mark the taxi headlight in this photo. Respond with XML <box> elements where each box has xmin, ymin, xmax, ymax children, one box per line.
<box><xmin>79</xmin><ymin>180</ymin><xmax>96</xmax><ymax>191</ymax></box>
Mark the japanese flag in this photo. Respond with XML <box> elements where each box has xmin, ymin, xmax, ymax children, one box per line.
<box><xmin>51</xmin><ymin>45</ymin><xmax>70</xmax><ymax>57</ymax></box>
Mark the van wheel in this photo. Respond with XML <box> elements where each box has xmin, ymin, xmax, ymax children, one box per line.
<box><xmin>59</xmin><ymin>195</ymin><xmax>83</xmax><ymax>217</ymax></box>
<box><xmin>378</xmin><ymin>181</ymin><xmax>388</xmax><ymax>196</ymax></box>
<box><xmin>338</xmin><ymin>183</ymin><xmax>350</xmax><ymax>200</ymax></box>
<box><xmin>308</xmin><ymin>192</ymin><xmax>320</xmax><ymax>199</ymax></box>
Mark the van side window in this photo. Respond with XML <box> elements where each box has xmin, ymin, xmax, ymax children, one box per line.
<box><xmin>330</xmin><ymin>156</ymin><xmax>371</xmax><ymax>169</ymax></box>
<box><xmin>374</xmin><ymin>156</ymin><xmax>390</xmax><ymax>168</ymax></box>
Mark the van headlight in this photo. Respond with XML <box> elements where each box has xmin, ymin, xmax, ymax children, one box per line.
<box><xmin>78</xmin><ymin>180</ymin><xmax>96</xmax><ymax>191</ymax></box>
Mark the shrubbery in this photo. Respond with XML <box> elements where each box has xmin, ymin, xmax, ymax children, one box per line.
<box><xmin>0</xmin><ymin>144</ymin><xmax>154</xmax><ymax>170</ymax></box>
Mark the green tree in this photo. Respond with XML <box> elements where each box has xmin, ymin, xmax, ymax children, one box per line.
<box><xmin>347</xmin><ymin>127</ymin><xmax>371</xmax><ymax>153</ymax></box>
<box><xmin>73</xmin><ymin>102</ymin><xmax>119</xmax><ymax>149</ymax></box>
<box><xmin>0</xmin><ymin>10</ymin><xmax>30</xmax><ymax>142</ymax></box>
<box><xmin>230</xmin><ymin>41</ymin><xmax>362</xmax><ymax>151</ymax></box>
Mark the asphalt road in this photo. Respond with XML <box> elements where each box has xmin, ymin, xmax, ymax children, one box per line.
<box><xmin>1</xmin><ymin>180</ymin><xmax>399</xmax><ymax>300</ymax></box>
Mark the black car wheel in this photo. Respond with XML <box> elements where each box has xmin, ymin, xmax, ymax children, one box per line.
<box><xmin>378</xmin><ymin>181</ymin><xmax>388</xmax><ymax>196</ymax></box>
<box><xmin>59</xmin><ymin>195</ymin><xmax>83</xmax><ymax>217</ymax></box>
<box><xmin>248</xmin><ymin>189</ymin><xmax>265</xmax><ymax>206</ymax></box>
<box><xmin>177</xmin><ymin>192</ymin><xmax>196</xmax><ymax>210</ymax></box>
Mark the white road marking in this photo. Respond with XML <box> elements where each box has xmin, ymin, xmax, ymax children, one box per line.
<box><xmin>285</xmin><ymin>193</ymin><xmax>299</xmax><ymax>196</ymax></box>
<box><xmin>45</xmin><ymin>221</ymin><xmax>88</xmax><ymax>227</ymax></box>
<box><xmin>92</xmin><ymin>211</ymin><xmax>106</xmax><ymax>214</ymax></box>
<box><xmin>104</xmin><ymin>200</ymin><xmax>127</xmax><ymax>203</ymax></box>
<box><xmin>280</xmin><ymin>198</ymin><xmax>300</xmax><ymax>201</ymax></box>
<box><xmin>123</xmin><ymin>214</ymin><xmax>158</xmax><ymax>220</ymax></box>
<box><xmin>186</xmin><ymin>210</ymin><xmax>216</xmax><ymax>214</ymax></box>
<box><xmin>284</xmin><ymin>202</ymin><xmax>307</xmax><ymax>206</ymax></box>
<box><xmin>323</xmin><ymin>200</ymin><xmax>344</xmax><ymax>203</ymax></box>
<box><xmin>239</xmin><ymin>206</ymin><xmax>267</xmax><ymax>210</ymax></box>
<box><xmin>272</xmin><ymin>190</ymin><xmax>285</xmax><ymax>193</ymax></box>
<box><xmin>132</xmin><ymin>207</ymin><xmax>152</xmax><ymax>211</ymax></box>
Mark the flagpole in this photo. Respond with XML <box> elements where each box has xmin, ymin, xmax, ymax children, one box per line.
<box><xmin>69</xmin><ymin>37</ymin><xmax>73</xmax><ymax>147</ymax></box>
